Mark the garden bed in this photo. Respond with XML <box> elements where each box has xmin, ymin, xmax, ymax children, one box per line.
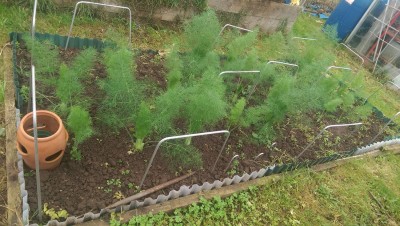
<box><xmin>13</xmin><ymin>36</ymin><xmax>388</xmax><ymax>222</ymax></box>
<box><xmin>10</xmin><ymin>11</ymin><xmax>398</xmax><ymax>224</ymax></box>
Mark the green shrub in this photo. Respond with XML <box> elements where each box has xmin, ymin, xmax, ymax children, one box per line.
<box><xmin>55</xmin><ymin>48</ymin><xmax>97</xmax><ymax>115</ymax></box>
<box><xmin>184</xmin><ymin>70</ymin><xmax>227</xmax><ymax>134</ymax></box>
<box><xmin>165</xmin><ymin>48</ymin><xmax>183</xmax><ymax>89</ymax></box>
<box><xmin>56</xmin><ymin>64</ymin><xmax>83</xmax><ymax>107</ymax></box>
<box><xmin>154</xmin><ymin>86</ymin><xmax>185</xmax><ymax>134</ymax></box>
<box><xmin>263</xmin><ymin>76</ymin><xmax>295</xmax><ymax>124</ymax></box>
<box><xmin>70</xmin><ymin>48</ymin><xmax>97</xmax><ymax>79</ymax></box>
<box><xmin>67</xmin><ymin>106</ymin><xmax>93</xmax><ymax>160</ymax></box>
<box><xmin>324</xmin><ymin>98</ymin><xmax>343</xmax><ymax>112</ymax></box>
<box><xmin>133</xmin><ymin>102</ymin><xmax>153</xmax><ymax>151</ymax></box>
<box><xmin>155</xmin><ymin>69</ymin><xmax>227</xmax><ymax>139</ymax></box>
<box><xmin>99</xmin><ymin>48</ymin><xmax>143</xmax><ymax>130</ymax></box>
<box><xmin>23</xmin><ymin>35</ymin><xmax>60</xmax><ymax>85</ymax></box>
<box><xmin>258</xmin><ymin>31</ymin><xmax>288</xmax><ymax>61</ymax></box>
<box><xmin>184</xmin><ymin>10</ymin><xmax>220</xmax><ymax>58</ymax></box>
<box><xmin>225</xmin><ymin>30</ymin><xmax>258</xmax><ymax>61</ymax></box>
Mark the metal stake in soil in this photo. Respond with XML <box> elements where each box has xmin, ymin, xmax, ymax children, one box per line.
<box><xmin>32</xmin><ymin>67</ymin><xmax>43</xmax><ymax>222</ymax></box>
<box><xmin>266</xmin><ymin>61</ymin><xmax>299</xmax><ymax>76</ymax></box>
<box><xmin>139</xmin><ymin>130</ymin><xmax>230</xmax><ymax>189</ymax></box>
<box><xmin>224</xmin><ymin>155</ymin><xmax>239</xmax><ymax>173</ymax></box>
<box><xmin>371</xmin><ymin>111</ymin><xmax>400</xmax><ymax>143</ymax></box>
<box><xmin>296</xmin><ymin>122</ymin><xmax>363</xmax><ymax>160</ymax></box>
<box><xmin>65</xmin><ymin>1</ymin><xmax>132</xmax><ymax>50</ymax></box>
<box><xmin>31</xmin><ymin>0</ymin><xmax>43</xmax><ymax>221</ymax></box>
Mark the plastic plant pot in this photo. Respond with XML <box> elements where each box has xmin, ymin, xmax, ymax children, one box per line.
<box><xmin>17</xmin><ymin>110</ymin><xmax>69</xmax><ymax>170</ymax></box>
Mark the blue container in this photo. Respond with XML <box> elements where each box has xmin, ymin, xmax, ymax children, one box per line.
<box><xmin>325</xmin><ymin>0</ymin><xmax>373</xmax><ymax>41</ymax></box>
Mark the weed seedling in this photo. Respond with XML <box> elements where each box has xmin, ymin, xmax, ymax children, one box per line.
<box><xmin>113</xmin><ymin>191</ymin><xmax>125</xmax><ymax>200</ymax></box>
<box><xmin>121</xmin><ymin>170</ymin><xmax>130</xmax><ymax>175</ymax></box>
<box><xmin>107</xmin><ymin>178</ymin><xmax>122</xmax><ymax>188</ymax></box>
<box><xmin>227</xmin><ymin>159</ymin><xmax>239</xmax><ymax>176</ymax></box>
<box><xmin>43</xmin><ymin>203</ymin><xmax>68</xmax><ymax>220</ymax></box>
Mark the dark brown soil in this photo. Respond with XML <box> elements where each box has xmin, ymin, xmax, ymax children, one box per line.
<box><xmin>16</xmin><ymin>46</ymin><xmax>390</xmax><ymax>223</ymax></box>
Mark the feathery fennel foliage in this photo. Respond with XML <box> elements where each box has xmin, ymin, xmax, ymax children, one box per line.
<box><xmin>184</xmin><ymin>70</ymin><xmax>227</xmax><ymax>134</ymax></box>
<box><xmin>155</xmin><ymin>71</ymin><xmax>227</xmax><ymax>137</ymax></box>
<box><xmin>23</xmin><ymin>35</ymin><xmax>59</xmax><ymax>85</ymax></box>
<box><xmin>99</xmin><ymin>47</ymin><xmax>142</xmax><ymax>130</ymax></box>
<box><xmin>55</xmin><ymin>48</ymin><xmax>97</xmax><ymax>114</ymax></box>
<box><xmin>226</xmin><ymin>30</ymin><xmax>258</xmax><ymax>60</ymax></box>
<box><xmin>165</xmin><ymin>48</ymin><xmax>183</xmax><ymax>89</ymax></box>
<box><xmin>229</xmin><ymin>97</ymin><xmax>246</xmax><ymax>127</ymax></box>
<box><xmin>56</xmin><ymin>64</ymin><xmax>83</xmax><ymax>107</ymax></box>
<box><xmin>67</xmin><ymin>106</ymin><xmax>93</xmax><ymax>160</ymax></box>
<box><xmin>156</xmin><ymin>10</ymin><xmax>228</xmax><ymax>137</ymax></box>
<box><xmin>154</xmin><ymin>86</ymin><xmax>185</xmax><ymax>134</ymax></box>
<box><xmin>184</xmin><ymin>10</ymin><xmax>220</xmax><ymax>57</ymax></box>
<box><xmin>70</xmin><ymin>47</ymin><xmax>97</xmax><ymax>79</ymax></box>
<box><xmin>163</xmin><ymin>143</ymin><xmax>203</xmax><ymax>171</ymax></box>
<box><xmin>180</xmin><ymin>10</ymin><xmax>221</xmax><ymax>78</ymax></box>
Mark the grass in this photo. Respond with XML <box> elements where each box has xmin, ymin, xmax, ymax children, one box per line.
<box><xmin>0</xmin><ymin>3</ymin><xmax>180</xmax><ymax>49</ymax></box>
<box><xmin>111</xmin><ymin>153</ymin><xmax>400</xmax><ymax>225</ymax></box>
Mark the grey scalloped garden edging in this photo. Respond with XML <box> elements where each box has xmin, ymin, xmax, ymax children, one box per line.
<box><xmin>9</xmin><ymin>32</ymin><xmax>400</xmax><ymax>226</ymax></box>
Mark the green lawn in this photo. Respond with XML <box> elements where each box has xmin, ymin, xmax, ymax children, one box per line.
<box><xmin>111</xmin><ymin>153</ymin><xmax>400</xmax><ymax>225</ymax></box>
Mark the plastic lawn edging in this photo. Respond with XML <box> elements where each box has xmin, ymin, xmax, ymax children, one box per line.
<box><xmin>8</xmin><ymin>32</ymin><xmax>400</xmax><ymax>226</ymax></box>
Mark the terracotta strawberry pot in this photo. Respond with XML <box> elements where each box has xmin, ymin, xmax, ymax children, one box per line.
<box><xmin>16</xmin><ymin>110</ymin><xmax>69</xmax><ymax>170</ymax></box>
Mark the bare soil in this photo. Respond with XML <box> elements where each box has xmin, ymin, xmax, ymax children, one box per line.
<box><xmin>15</xmin><ymin>45</ymin><xmax>388</xmax><ymax>223</ymax></box>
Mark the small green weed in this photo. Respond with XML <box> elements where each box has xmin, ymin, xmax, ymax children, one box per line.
<box><xmin>107</xmin><ymin>178</ymin><xmax>122</xmax><ymax>188</ymax></box>
<box><xmin>121</xmin><ymin>170</ymin><xmax>130</xmax><ymax>175</ymax></box>
<box><xmin>43</xmin><ymin>203</ymin><xmax>68</xmax><ymax>220</ymax></box>
<box><xmin>227</xmin><ymin>159</ymin><xmax>239</xmax><ymax>176</ymax></box>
